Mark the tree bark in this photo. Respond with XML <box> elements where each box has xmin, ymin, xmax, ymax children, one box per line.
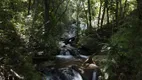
<box><xmin>137</xmin><ymin>0</ymin><xmax>142</xmax><ymax>20</ymax></box>
<box><xmin>76</xmin><ymin>0</ymin><xmax>80</xmax><ymax>43</ymax></box>
<box><xmin>43</xmin><ymin>0</ymin><xmax>50</xmax><ymax>55</ymax></box>
<box><xmin>44</xmin><ymin>0</ymin><xmax>50</xmax><ymax>35</ymax></box>
<box><xmin>115</xmin><ymin>0</ymin><xmax>119</xmax><ymax>27</ymax></box>
<box><xmin>88</xmin><ymin>0</ymin><xmax>92</xmax><ymax>31</ymax></box>
<box><xmin>28</xmin><ymin>0</ymin><xmax>31</xmax><ymax>15</ymax></box>
<box><xmin>123</xmin><ymin>0</ymin><xmax>127</xmax><ymax>18</ymax></box>
<box><xmin>137</xmin><ymin>0</ymin><xmax>142</xmax><ymax>31</ymax></box>
<box><xmin>97</xmin><ymin>1</ymin><xmax>102</xmax><ymax>28</ymax></box>
<box><xmin>100</xmin><ymin>1</ymin><xmax>107</xmax><ymax>28</ymax></box>
<box><xmin>106</xmin><ymin>0</ymin><xmax>109</xmax><ymax>25</ymax></box>
<box><xmin>119</xmin><ymin>0</ymin><xmax>122</xmax><ymax>18</ymax></box>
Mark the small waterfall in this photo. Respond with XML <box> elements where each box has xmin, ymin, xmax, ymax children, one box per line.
<box><xmin>72</xmin><ymin>70</ymin><xmax>83</xmax><ymax>80</ymax></box>
<box><xmin>92</xmin><ymin>71</ymin><xmax>97</xmax><ymax>80</ymax></box>
<box><xmin>41</xmin><ymin>22</ymin><xmax>99</xmax><ymax>80</ymax></box>
<box><xmin>42</xmin><ymin>68</ymin><xmax>99</xmax><ymax>80</ymax></box>
<box><xmin>56</xmin><ymin>38</ymin><xmax>88</xmax><ymax>62</ymax></box>
<box><xmin>42</xmin><ymin>67</ymin><xmax>83</xmax><ymax>80</ymax></box>
<box><xmin>41</xmin><ymin>37</ymin><xmax>100</xmax><ymax>80</ymax></box>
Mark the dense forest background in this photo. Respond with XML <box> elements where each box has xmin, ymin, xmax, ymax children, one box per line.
<box><xmin>0</xmin><ymin>0</ymin><xmax>142</xmax><ymax>80</ymax></box>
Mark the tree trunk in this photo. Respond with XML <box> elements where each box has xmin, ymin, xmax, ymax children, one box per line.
<box><xmin>137</xmin><ymin>0</ymin><xmax>142</xmax><ymax>20</ymax></box>
<box><xmin>119</xmin><ymin>0</ymin><xmax>122</xmax><ymax>18</ymax></box>
<box><xmin>137</xmin><ymin>0</ymin><xmax>142</xmax><ymax>32</ymax></box>
<box><xmin>43</xmin><ymin>0</ymin><xmax>50</xmax><ymax>55</ymax></box>
<box><xmin>106</xmin><ymin>0</ymin><xmax>109</xmax><ymax>25</ymax></box>
<box><xmin>97</xmin><ymin>1</ymin><xmax>102</xmax><ymax>28</ymax></box>
<box><xmin>88</xmin><ymin>0</ymin><xmax>92</xmax><ymax>31</ymax></box>
<box><xmin>100</xmin><ymin>1</ymin><xmax>107</xmax><ymax>28</ymax></box>
<box><xmin>115</xmin><ymin>0</ymin><xmax>119</xmax><ymax>27</ymax></box>
<box><xmin>28</xmin><ymin>0</ymin><xmax>31</xmax><ymax>15</ymax></box>
<box><xmin>76</xmin><ymin>0</ymin><xmax>80</xmax><ymax>44</ymax></box>
<box><xmin>44</xmin><ymin>0</ymin><xmax>50</xmax><ymax>35</ymax></box>
<box><xmin>123</xmin><ymin>0</ymin><xmax>127</xmax><ymax>18</ymax></box>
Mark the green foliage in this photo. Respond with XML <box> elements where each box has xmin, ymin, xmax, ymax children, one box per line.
<box><xmin>0</xmin><ymin>23</ymin><xmax>41</xmax><ymax>80</ymax></box>
<box><xmin>0</xmin><ymin>0</ymin><xmax>42</xmax><ymax>79</ymax></box>
<box><xmin>104</xmin><ymin>14</ymin><xmax>142</xmax><ymax>80</ymax></box>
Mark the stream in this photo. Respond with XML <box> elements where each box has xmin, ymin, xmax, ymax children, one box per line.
<box><xmin>41</xmin><ymin>22</ymin><xmax>100</xmax><ymax>80</ymax></box>
<box><xmin>42</xmin><ymin>38</ymin><xmax>99</xmax><ymax>80</ymax></box>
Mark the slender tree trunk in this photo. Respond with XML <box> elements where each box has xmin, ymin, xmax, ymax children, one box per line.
<box><xmin>115</xmin><ymin>0</ymin><xmax>119</xmax><ymax>27</ymax></box>
<box><xmin>77</xmin><ymin>0</ymin><xmax>79</xmax><ymax>29</ymax></box>
<box><xmin>137</xmin><ymin>0</ymin><xmax>142</xmax><ymax>31</ymax></box>
<box><xmin>119</xmin><ymin>0</ymin><xmax>122</xmax><ymax>18</ymax></box>
<box><xmin>97</xmin><ymin>1</ymin><xmax>102</xmax><ymax>28</ymax></box>
<box><xmin>28</xmin><ymin>0</ymin><xmax>31</xmax><ymax>15</ymax></box>
<box><xmin>123</xmin><ymin>0</ymin><xmax>127</xmax><ymax>18</ymax></box>
<box><xmin>137</xmin><ymin>0</ymin><xmax>142</xmax><ymax>20</ymax></box>
<box><xmin>100</xmin><ymin>1</ymin><xmax>107</xmax><ymax>28</ymax></box>
<box><xmin>76</xmin><ymin>0</ymin><xmax>80</xmax><ymax>44</ymax></box>
<box><xmin>106</xmin><ymin>0</ymin><xmax>109</xmax><ymax>25</ymax></box>
<box><xmin>43</xmin><ymin>0</ymin><xmax>50</xmax><ymax>55</ymax></box>
<box><xmin>44</xmin><ymin>0</ymin><xmax>50</xmax><ymax>35</ymax></box>
<box><xmin>88</xmin><ymin>0</ymin><xmax>92</xmax><ymax>31</ymax></box>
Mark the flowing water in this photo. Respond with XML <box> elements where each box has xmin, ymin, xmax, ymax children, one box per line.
<box><xmin>43</xmin><ymin>67</ymin><xmax>83</xmax><ymax>80</ymax></box>
<box><xmin>92</xmin><ymin>71</ymin><xmax>97</xmax><ymax>80</ymax></box>
<box><xmin>42</xmin><ymin>22</ymin><xmax>99</xmax><ymax>80</ymax></box>
<box><xmin>42</xmin><ymin>42</ymin><xmax>99</xmax><ymax>80</ymax></box>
